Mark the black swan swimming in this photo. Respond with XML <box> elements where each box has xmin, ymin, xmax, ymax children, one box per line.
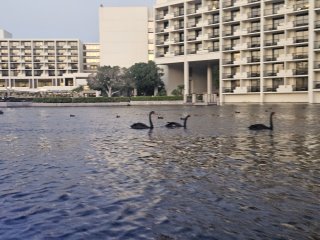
<box><xmin>131</xmin><ymin>111</ymin><xmax>155</xmax><ymax>129</ymax></box>
<box><xmin>249</xmin><ymin>112</ymin><xmax>275</xmax><ymax>130</ymax></box>
<box><xmin>0</xmin><ymin>110</ymin><xmax>3</xmax><ymax>115</ymax></box>
<box><xmin>165</xmin><ymin>115</ymin><xmax>191</xmax><ymax>128</ymax></box>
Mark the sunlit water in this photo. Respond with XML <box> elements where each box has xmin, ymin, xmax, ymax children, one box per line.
<box><xmin>0</xmin><ymin>104</ymin><xmax>319</xmax><ymax>240</ymax></box>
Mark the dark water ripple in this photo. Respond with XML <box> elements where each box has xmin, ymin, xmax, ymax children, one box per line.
<box><xmin>0</xmin><ymin>105</ymin><xmax>319</xmax><ymax>240</ymax></box>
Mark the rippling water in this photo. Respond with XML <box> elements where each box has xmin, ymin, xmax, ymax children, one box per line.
<box><xmin>0</xmin><ymin>104</ymin><xmax>319</xmax><ymax>240</ymax></box>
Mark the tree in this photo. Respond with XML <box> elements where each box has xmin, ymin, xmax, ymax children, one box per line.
<box><xmin>87</xmin><ymin>66</ymin><xmax>123</xmax><ymax>97</ymax></box>
<box><xmin>128</xmin><ymin>61</ymin><xmax>164</xmax><ymax>96</ymax></box>
<box><xmin>171</xmin><ymin>84</ymin><xmax>184</xmax><ymax>96</ymax></box>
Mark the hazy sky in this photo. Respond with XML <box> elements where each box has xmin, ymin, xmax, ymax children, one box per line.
<box><xmin>0</xmin><ymin>0</ymin><xmax>155</xmax><ymax>42</ymax></box>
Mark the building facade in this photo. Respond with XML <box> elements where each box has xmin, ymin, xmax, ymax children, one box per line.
<box><xmin>83</xmin><ymin>43</ymin><xmax>100</xmax><ymax>74</ymax></box>
<box><xmin>99</xmin><ymin>6</ymin><xmax>153</xmax><ymax>68</ymax></box>
<box><xmin>0</xmin><ymin>39</ymin><xmax>89</xmax><ymax>93</ymax></box>
<box><xmin>154</xmin><ymin>0</ymin><xmax>320</xmax><ymax>104</ymax></box>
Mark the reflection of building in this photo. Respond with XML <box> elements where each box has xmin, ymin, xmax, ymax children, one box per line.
<box><xmin>99</xmin><ymin>6</ymin><xmax>153</xmax><ymax>67</ymax></box>
<box><xmin>0</xmin><ymin>38</ymin><xmax>89</xmax><ymax>92</ymax></box>
<box><xmin>83</xmin><ymin>43</ymin><xmax>100</xmax><ymax>74</ymax></box>
<box><xmin>154</xmin><ymin>0</ymin><xmax>320</xmax><ymax>104</ymax></box>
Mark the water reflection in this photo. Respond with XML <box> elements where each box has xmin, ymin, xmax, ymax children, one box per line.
<box><xmin>0</xmin><ymin>105</ymin><xmax>319</xmax><ymax>239</ymax></box>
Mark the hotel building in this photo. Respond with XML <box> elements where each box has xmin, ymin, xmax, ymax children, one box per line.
<box><xmin>0</xmin><ymin>37</ymin><xmax>90</xmax><ymax>93</ymax></box>
<box><xmin>154</xmin><ymin>0</ymin><xmax>320</xmax><ymax>104</ymax></box>
<box><xmin>83</xmin><ymin>43</ymin><xmax>100</xmax><ymax>74</ymax></box>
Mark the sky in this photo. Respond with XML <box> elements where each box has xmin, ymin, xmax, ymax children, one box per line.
<box><xmin>0</xmin><ymin>0</ymin><xmax>155</xmax><ymax>42</ymax></box>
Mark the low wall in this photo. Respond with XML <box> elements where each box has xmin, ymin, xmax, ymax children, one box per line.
<box><xmin>0</xmin><ymin>101</ymin><xmax>184</xmax><ymax>108</ymax></box>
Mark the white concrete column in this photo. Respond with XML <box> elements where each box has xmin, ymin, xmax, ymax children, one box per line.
<box><xmin>308</xmin><ymin>0</ymin><xmax>315</xmax><ymax>103</ymax></box>
<box><xmin>183</xmin><ymin>61</ymin><xmax>189</xmax><ymax>103</ymax></box>
<box><xmin>207</xmin><ymin>63</ymin><xmax>212</xmax><ymax>103</ymax></box>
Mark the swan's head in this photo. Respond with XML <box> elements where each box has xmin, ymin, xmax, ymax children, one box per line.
<box><xmin>271</xmin><ymin>112</ymin><xmax>275</xmax><ymax>115</ymax></box>
<box><xmin>185</xmin><ymin>115</ymin><xmax>191</xmax><ymax>119</ymax></box>
<box><xmin>150</xmin><ymin>111</ymin><xmax>155</xmax><ymax>115</ymax></box>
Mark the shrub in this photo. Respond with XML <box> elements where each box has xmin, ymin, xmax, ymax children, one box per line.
<box><xmin>130</xmin><ymin>96</ymin><xmax>183</xmax><ymax>101</ymax></box>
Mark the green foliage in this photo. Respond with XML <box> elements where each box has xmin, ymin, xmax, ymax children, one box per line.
<box><xmin>130</xmin><ymin>96</ymin><xmax>183</xmax><ymax>101</ymax></box>
<box><xmin>32</xmin><ymin>97</ymin><xmax>130</xmax><ymax>103</ymax></box>
<box><xmin>171</xmin><ymin>84</ymin><xmax>184</xmax><ymax>96</ymax></box>
<box><xmin>128</xmin><ymin>61</ymin><xmax>164</xmax><ymax>96</ymax></box>
<box><xmin>72</xmin><ymin>85</ymin><xmax>84</xmax><ymax>93</ymax></box>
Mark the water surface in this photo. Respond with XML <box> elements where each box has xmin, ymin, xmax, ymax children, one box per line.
<box><xmin>0</xmin><ymin>104</ymin><xmax>319</xmax><ymax>239</ymax></box>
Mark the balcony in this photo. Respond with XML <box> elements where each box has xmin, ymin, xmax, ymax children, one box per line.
<box><xmin>187</xmin><ymin>35</ymin><xmax>197</xmax><ymax>41</ymax></box>
<box><xmin>293</xmin><ymin>19</ymin><xmax>308</xmax><ymax>27</ymax></box>
<box><xmin>264</xmin><ymin>54</ymin><xmax>279</xmax><ymax>62</ymax></box>
<box><xmin>173</xmin><ymin>37</ymin><xmax>184</xmax><ymax>43</ymax></box>
<box><xmin>156</xmin><ymin>14</ymin><xmax>165</xmax><ymax>21</ymax></box>
<box><xmin>173</xmin><ymin>9</ymin><xmax>184</xmax><ymax>17</ymax></box>
<box><xmin>264</xmin><ymin>71</ymin><xmax>278</xmax><ymax>77</ymax></box>
<box><xmin>223</xmin><ymin>0</ymin><xmax>235</xmax><ymax>8</ymax></box>
<box><xmin>315</xmin><ymin>41</ymin><xmax>320</xmax><ymax>49</ymax></box>
<box><xmin>248</xmin><ymin>11</ymin><xmax>260</xmax><ymax>19</ymax></box>
<box><xmin>187</xmin><ymin>48</ymin><xmax>197</xmax><ymax>54</ymax></box>
<box><xmin>264</xmin><ymin>24</ymin><xmax>278</xmax><ymax>31</ymax></box>
<box><xmin>314</xmin><ymin>61</ymin><xmax>320</xmax><ymax>69</ymax></box>
<box><xmin>156</xmin><ymin>39</ymin><xmax>165</xmax><ymax>45</ymax></box>
<box><xmin>223</xmin><ymin>73</ymin><xmax>235</xmax><ymax>79</ymax></box>
<box><xmin>247</xmin><ymin>56</ymin><xmax>260</xmax><ymax>63</ymax></box>
<box><xmin>247</xmin><ymin>26</ymin><xmax>260</xmax><ymax>34</ymax></box>
<box><xmin>187</xmin><ymin>22</ymin><xmax>197</xmax><ymax>28</ymax></box>
<box><xmin>248</xmin><ymin>41</ymin><xmax>260</xmax><ymax>48</ymax></box>
<box><xmin>248</xmin><ymin>86</ymin><xmax>260</xmax><ymax>92</ymax></box>
<box><xmin>293</xmin><ymin>36</ymin><xmax>308</xmax><ymax>44</ymax></box>
<box><xmin>292</xmin><ymin>52</ymin><xmax>308</xmax><ymax>60</ymax></box>
<box><xmin>223</xmin><ymin>87</ymin><xmax>236</xmax><ymax>93</ymax></box>
<box><xmin>293</xmin><ymin>69</ymin><xmax>308</xmax><ymax>75</ymax></box>
<box><xmin>315</xmin><ymin>20</ymin><xmax>320</xmax><ymax>29</ymax></box>
<box><xmin>208</xmin><ymin>46</ymin><xmax>219</xmax><ymax>52</ymax></box>
<box><xmin>314</xmin><ymin>81</ymin><xmax>320</xmax><ymax>89</ymax></box>
<box><xmin>247</xmin><ymin>72</ymin><xmax>260</xmax><ymax>78</ymax></box>
<box><xmin>223</xmin><ymin>59</ymin><xmax>235</xmax><ymax>65</ymax></box>
<box><xmin>187</xmin><ymin>8</ymin><xmax>196</xmax><ymax>15</ymax></box>
<box><xmin>223</xmin><ymin>44</ymin><xmax>235</xmax><ymax>51</ymax></box>
<box><xmin>207</xmin><ymin>18</ymin><xmax>219</xmax><ymax>25</ymax></box>
<box><xmin>208</xmin><ymin>32</ymin><xmax>219</xmax><ymax>38</ymax></box>
<box><xmin>174</xmin><ymin>24</ymin><xmax>184</xmax><ymax>30</ymax></box>
<box><xmin>292</xmin><ymin>1</ymin><xmax>309</xmax><ymax>11</ymax></box>
<box><xmin>264</xmin><ymin>39</ymin><xmax>278</xmax><ymax>47</ymax></box>
<box><xmin>316</xmin><ymin>0</ymin><xmax>320</xmax><ymax>8</ymax></box>
<box><xmin>174</xmin><ymin>50</ymin><xmax>184</xmax><ymax>56</ymax></box>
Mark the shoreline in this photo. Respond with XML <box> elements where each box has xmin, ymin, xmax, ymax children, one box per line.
<box><xmin>0</xmin><ymin>101</ymin><xmax>185</xmax><ymax>108</ymax></box>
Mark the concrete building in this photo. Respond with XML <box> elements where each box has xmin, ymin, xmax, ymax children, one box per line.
<box><xmin>154</xmin><ymin>0</ymin><xmax>320</xmax><ymax>104</ymax></box>
<box><xmin>99</xmin><ymin>6</ymin><xmax>153</xmax><ymax>68</ymax></box>
<box><xmin>0</xmin><ymin>39</ymin><xmax>89</xmax><ymax>93</ymax></box>
<box><xmin>0</xmin><ymin>29</ymin><xmax>12</xmax><ymax>39</ymax></box>
<box><xmin>83</xmin><ymin>43</ymin><xmax>100</xmax><ymax>74</ymax></box>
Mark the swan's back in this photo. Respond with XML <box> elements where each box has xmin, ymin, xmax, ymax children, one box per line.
<box><xmin>248</xmin><ymin>124</ymin><xmax>270</xmax><ymax>130</ymax></box>
<box><xmin>165</xmin><ymin>122</ymin><xmax>183</xmax><ymax>128</ymax></box>
<box><xmin>131</xmin><ymin>123</ymin><xmax>149</xmax><ymax>129</ymax></box>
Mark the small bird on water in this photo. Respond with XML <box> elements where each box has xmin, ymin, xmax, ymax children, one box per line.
<box><xmin>70</xmin><ymin>114</ymin><xmax>75</xmax><ymax>117</ymax></box>
<box><xmin>0</xmin><ymin>110</ymin><xmax>3</xmax><ymax>115</ymax></box>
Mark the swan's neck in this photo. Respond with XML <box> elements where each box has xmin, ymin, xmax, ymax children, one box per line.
<box><xmin>149</xmin><ymin>113</ymin><xmax>153</xmax><ymax>129</ymax></box>
<box><xmin>270</xmin><ymin>114</ymin><xmax>273</xmax><ymax>130</ymax></box>
<box><xmin>183</xmin><ymin>116</ymin><xmax>189</xmax><ymax>128</ymax></box>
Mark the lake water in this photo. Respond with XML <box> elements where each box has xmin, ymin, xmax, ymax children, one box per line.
<box><xmin>0</xmin><ymin>104</ymin><xmax>319</xmax><ymax>240</ymax></box>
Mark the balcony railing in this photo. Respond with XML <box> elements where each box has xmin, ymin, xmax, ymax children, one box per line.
<box><xmin>264</xmin><ymin>86</ymin><xmax>279</xmax><ymax>92</ymax></box>
<box><xmin>174</xmin><ymin>9</ymin><xmax>184</xmax><ymax>17</ymax></box>
<box><xmin>292</xmin><ymin>52</ymin><xmax>308</xmax><ymax>60</ymax></box>
<box><xmin>187</xmin><ymin>35</ymin><xmax>197</xmax><ymax>41</ymax></box>
<box><xmin>314</xmin><ymin>81</ymin><xmax>320</xmax><ymax>89</ymax></box>
<box><xmin>264</xmin><ymin>54</ymin><xmax>279</xmax><ymax>62</ymax></box>
<box><xmin>208</xmin><ymin>32</ymin><xmax>219</xmax><ymax>38</ymax></box>
<box><xmin>155</xmin><ymin>27</ymin><xmax>165</xmax><ymax>33</ymax></box>
<box><xmin>264</xmin><ymin>24</ymin><xmax>278</xmax><ymax>31</ymax></box>
<box><xmin>187</xmin><ymin>48</ymin><xmax>197</xmax><ymax>54</ymax></box>
<box><xmin>223</xmin><ymin>0</ymin><xmax>235</xmax><ymax>8</ymax></box>
<box><xmin>223</xmin><ymin>59</ymin><xmax>235</xmax><ymax>65</ymax></box>
<box><xmin>248</xmin><ymin>86</ymin><xmax>260</xmax><ymax>92</ymax></box>
<box><xmin>247</xmin><ymin>72</ymin><xmax>260</xmax><ymax>78</ymax></box>
<box><xmin>292</xmin><ymin>1</ymin><xmax>309</xmax><ymax>11</ymax></box>
<box><xmin>248</xmin><ymin>11</ymin><xmax>260</xmax><ymax>19</ymax></box>
<box><xmin>208</xmin><ymin>18</ymin><xmax>219</xmax><ymax>25</ymax></box>
<box><xmin>223</xmin><ymin>73</ymin><xmax>236</xmax><ymax>79</ymax></box>
<box><xmin>174</xmin><ymin>50</ymin><xmax>184</xmax><ymax>56</ymax></box>
<box><xmin>315</xmin><ymin>20</ymin><xmax>320</xmax><ymax>29</ymax></box>
<box><xmin>155</xmin><ymin>14</ymin><xmax>165</xmax><ymax>20</ymax></box>
<box><xmin>223</xmin><ymin>87</ymin><xmax>236</xmax><ymax>93</ymax></box>
<box><xmin>174</xmin><ymin>24</ymin><xmax>184</xmax><ymax>30</ymax></box>
<box><xmin>264</xmin><ymin>6</ymin><xmax>282</xmax><ymax>16</ymax></box>
<box><xmin>293</xmin><ymin>69</ymin><xmax>308</xmax><ymax>75</ymax></box>
<box><xmin>264</xmin><ymin>39</ymin><xmax>278</xmax><ymax>46</ymax></box>
<box><xmin>293</xmin><ymin>36</ymin><xmax>308</xmax><ymax>44</ymax></box>
<box><xmin>187</xmin><ymin>22</ymin><xmax>197</xmax><ymax>28</ymax></box>
<box><xmin>223</xmin><ymin>44</ymin><xmax>234</xmax><ymax>51</ymax></box>
<box><xmin>315</xmin><ymin>41</ymin><xmax>320</xmax><ymax>49</ymax></box>
<box><xmin>248</xmin><ymin>26</ymin><xmax>260</xmax><ymax>33</ymax></box>
<box><xmin>187</xmin><ymin>8</ymin><xmax>196</xmax><ymax>15</ymax></box>
<box><xmin>247</xmin><ymin>56</ymin><xmax>260</xmax><ymax>63</ymax></box>
<box><xmin>293</xmin><ymin>19</ymin><xmax>308</xmax><ymax>27</ymax></box>
<box><xmin>314</xmin><ymin>61</ymin><xmax>320</xmax><ymax>69</ymax></box>
<box><xmin>208</xmin><ymin>46</ymin><xmax>219</xmax><ymax>52</ymax></box>
<box><xmin>248</xmin><ymin>41</ymin><xmax>260</xmax><ymax>48</ymax></box>
<box><xmin>264</xmin><ymin>71</ymin><xmax>278</xmax><ymax>77</ymax></box>
<box><xmin>174</xmin><ymin>37</ymin><xmax>184</xmax><ymax>43</ymax></box>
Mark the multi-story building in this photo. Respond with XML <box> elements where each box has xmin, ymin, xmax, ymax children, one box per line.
<box><xmin>0</xmin><ymin>38</ymin><xmax>89</xmax><ymax>92</ymax></box>
<box><xmin>83</xmin><ymin>43</ymin><xmax>100</xmax><ymax>74</ymax></box>
<box><xmin>99</xmin><ymin>6</ymin><xmax>153</xmax><ymax>68</ymax></box>
<box><xmin>154</xmin><ymin>0</ymin><xmax>320</xmax><ymax>104</ymax></box>
<box><xmin>0</xmin><ymin>29</ymin><xmax>12</xmax><ymax>39</ymax></box>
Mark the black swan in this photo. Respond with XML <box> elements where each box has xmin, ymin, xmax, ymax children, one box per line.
<box><xmin>0</xmin><ymin>110</ymin><xmax>3</xmax><ymax>115</ymax></box>
<box><xmin>249</xmin><ymin>112</ymin><xmax>275</xmax><ymax>130</ymax></box>
<box><xmin>131</xmin><ymin>111</ymin><xmax>155</xmax><ymax>129</ymax></box>
<box><xmin>70</xmin><ymin>114</ymin><xmax>75</xmax><ymax>117</ymax></box>
<box><xmin>165</xmin><ymin>115</ymin><xmax>191</xmax><ymax>128</ymax></box>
